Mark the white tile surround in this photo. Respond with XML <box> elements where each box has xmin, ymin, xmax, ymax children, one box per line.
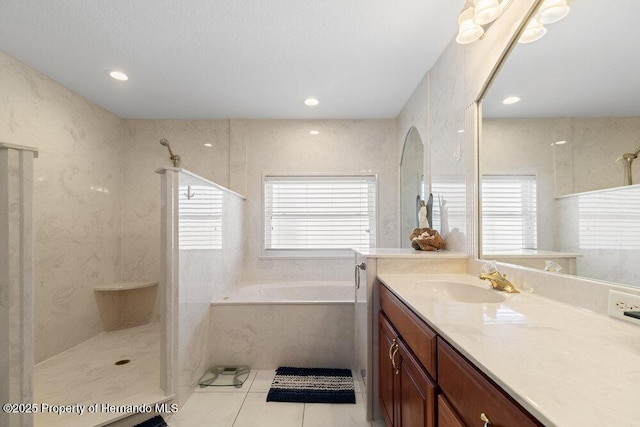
<box><xmin>209</xmin><ymin>303</ymin><xmax>354</xmax><ymax>370</ymax></box>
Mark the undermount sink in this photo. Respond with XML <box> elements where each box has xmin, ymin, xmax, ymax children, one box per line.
<box><xmin>415</xmin><ymin>280</ymin><xmax>507</xmax><ymax>303</ymax></box>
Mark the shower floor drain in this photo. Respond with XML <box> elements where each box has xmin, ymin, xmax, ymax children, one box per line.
<box><xmin>114</xmin><ymin>359</ymin><xmax>131</xmax><ymax>366</ymax></box>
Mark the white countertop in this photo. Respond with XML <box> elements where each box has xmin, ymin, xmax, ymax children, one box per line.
<box><xmin>482</xmin><ymin>249</ymin><xmax>582</xmax><ymax>259</ymax></box>
<box><xmin>377</xmin><ymin>273</ymin><xmax>640</xmax><ymax>427</ymax></box>
<box><xmin>354</xmin><ymin>248</ymin><xmax>467</xmax><ymax>259</ymax></box>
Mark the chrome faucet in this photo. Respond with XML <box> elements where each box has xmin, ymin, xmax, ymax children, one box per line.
<box><xmin>478</xmin><ymin>270</ymin><xmax>519</xmax><ymax>294</ymax></box>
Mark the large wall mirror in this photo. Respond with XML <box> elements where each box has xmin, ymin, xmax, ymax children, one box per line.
<box><xmin>479</xmin><ymin>0</ymin><xmax>640</xmax><ymax>288</ymax></box>
<box><xmin>400</xmin><ymin>126</ymin><xmax>425</xmax><ymax>248</ymax></box>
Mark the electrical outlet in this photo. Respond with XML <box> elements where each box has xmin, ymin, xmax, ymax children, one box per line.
<box><xmin>608</xmin><ymin>290</ymin><xmax>640</xmax><ymax>324</ymax></box>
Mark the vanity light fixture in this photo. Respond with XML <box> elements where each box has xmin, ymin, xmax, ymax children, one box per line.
<box><xmin>203</xmin><ymin>143</ymin><xmax>213</xmax><ymax>147</ymax></box>
<box><xmin>518</xmin><ymin>0</ymin><xmax>570</xmax><ymax>44</ymax></box>
<box><xmin>309</xmin><ymin>130</ymin><xmax>320</xmax><ymax>135</ymax></box>
<box><xmin>519</xmin><ymin>19</ymin><xmax>547</xmax><ymax>44</ymax></box>
<box><xmin>304</xmin><ymin>97</ymin><xmax>319</xmax><ymax>107</ymax></box>
<box><xmin>456</xmin><ymin>2</ymin><xmax>484</xmax><ymax>44</ymax></box>
<box><xmin>456</xmin><ymin>0</ymin><xmax>512</xmax><ymax>44</ymax></box>
<box><xmin>107</xmin><ymin>70</ymin><xmax>128</xmax><ymax>81</ymax></box>
<box><xmin>473</xmin><ymin>0</ymin><xmax>502</xmax><ymax>25</ymax></box>
<box><xmin>502</xmin><ymin>96</ymin><xmax>521</xmax><ymax>105</ymax></box>
<box><xmin>537</xmin><ymin>0</ymin><xmax>570</xmax><ymax>24</ymax></box>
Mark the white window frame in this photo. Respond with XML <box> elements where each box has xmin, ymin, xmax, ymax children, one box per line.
<box><xmin>481</xmin><ymin>174</ymin><xmax>538</xmax><ymax>252</ymax></box>
<box><xmin>262</xmin><ymin>174</ymin><xmax>378</xmax><ymax>258</ymax></box>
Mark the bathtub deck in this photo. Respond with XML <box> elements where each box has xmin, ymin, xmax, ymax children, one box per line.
<box><xmin>34</xmin><ymin>322</ymin><xmax>166</xmax><ymax>427</ymax></box>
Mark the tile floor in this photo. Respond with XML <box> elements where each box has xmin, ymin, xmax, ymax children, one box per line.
<box><xmin>166</xmin><ymin>370</ymin><xmax>387</xmax><ymax>427</ymax></box>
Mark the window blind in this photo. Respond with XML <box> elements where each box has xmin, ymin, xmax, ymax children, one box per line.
<box><xmin>179</xmin><ymin>184</ymin><xmax>223</xmax><ymax>250</ymax></box>
<box><xmin>264</xmin><ymin>175</ymin><xmax>377</xmax><ymax>250</ymax></box>
<box><xmin>578</xmin><ymin>186</ymin><xmax>640</xmax><ymax>250</ymax></box>
<box><xmin>482</xmin><ymin>175</ymin><xmax>537</xmax><ymax>251</ymax></box>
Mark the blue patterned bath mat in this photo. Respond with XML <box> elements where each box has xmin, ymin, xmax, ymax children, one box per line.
<box><xmin>266</xmin><ymin>367</ymin><xmax>356</xmax><ymax>404</ymax></box>
<box><xmin>134</xmin><ymin>415</ymin><xmax>167</xmax><ymax>427</ymax></box>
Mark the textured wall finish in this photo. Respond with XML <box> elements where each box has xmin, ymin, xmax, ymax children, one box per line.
<box><xmin>482</xmin><ymin>118</ymin><xmax>563</xmax><ymax>250</ymax></box>
<box><xmin>121</xmin><ymin>120</ymin><xmax>231</xmax><ymax>287</ymax></box>
<box><xmin>428</xmin><ymin>43</ymin><xmax>467</xmax><ymax>253</ymax></box>
<box><xmin>0</xmin><ymin>51</ymin><xmax>125</xmax><ymax>363</ymax></box>
<box><xmin>240</xmin><ymin>119</ymin><xmax>398</xmax><ymax>283</ymax></box>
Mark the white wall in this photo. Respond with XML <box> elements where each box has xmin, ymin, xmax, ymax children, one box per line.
<box><xmin>0</xmin><ymin>51</ymin><xmax>125</xmax><ymax>363</ymax></box>
<box><xmin>175</xmin><ymin>172</ymin><xmax>244</xmax><ymax>406</ymax></box>
<box><xmin>239</xmin><ymin>119</ymin><xmax>398</xmax><ymax>283</ymax></box>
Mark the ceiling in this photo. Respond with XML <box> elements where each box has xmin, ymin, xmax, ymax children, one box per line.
<box><xmin>0</xmin><ymin>1</ymin><xmax>460</xmax><ymax>120</ymax></box>
<box><xmin>484</xmin><ymin>0</ymin><xmax>640</xmax><ymax>119</ymax></box>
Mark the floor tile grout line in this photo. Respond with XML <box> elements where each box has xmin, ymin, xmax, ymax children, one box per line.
<box><xmin>230</xmin><ymin>369</ymin><xmax>258</xmax><ymax>427</ymax></box>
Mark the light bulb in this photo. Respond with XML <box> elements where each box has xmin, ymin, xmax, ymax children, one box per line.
<box><xmin>456</xmin><ymin>5</ymin><xmax>484</xmax><ymax>44</ymax></box>
<box><xmin>473</xmin><ymin>0</ymin><xmax>502</xmax><ymax>25</ymax></box>
<box><xmin>519</xmin><ymin>19</ymin><xmax>547</xmax><ymax>43</ymax></box>
<box><xmin>537</xmin><ymin>0</ymin><xmax>570</xmax><ymax>24</ymax></box>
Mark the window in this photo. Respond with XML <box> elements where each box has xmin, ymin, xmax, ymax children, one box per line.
<box><xmin>179</xmin><ymin>184</ymin><xmax>223</xmax><ymax>250</ymax></box>
<box><xmin>482</xmin><ymin>175</ymin><xmax>537</xmax><ymax>251</ymax></box>
<box><xmin>264</xmin><ymin>175</ymin><xmax>377</xmax><ymax>254</ymax></box>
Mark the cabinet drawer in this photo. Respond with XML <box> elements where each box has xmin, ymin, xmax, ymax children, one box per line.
<box><xmin>437</xmin><ymin>338</ymin><xmax>543</xmax><ymax>427</ymax></box>
<box><xmin>380</xmin><ymin>284</ymin><xmax>437</xmax><ymax>378</ymax></box>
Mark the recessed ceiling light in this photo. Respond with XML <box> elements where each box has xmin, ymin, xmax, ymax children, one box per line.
<box><xmin>203</xmin><ymin>143</ymin><xmax>213</xmax><ymax>147</ymax></box>
<box><xmin>502</xmin><ymin>96</ymin><xmax>521</xmax><ymax>105</ymax></box>
<box><xmin>304</xmin><ymin>97</ymin><xmax>319</xmax><ymax>107</ymax></box>
<box><xmin>309</xmin><ymin>130</ymin><xmax>320</xmax><ymax>135</ymax></box>
<box><xmin>551</xmin><ymin>140</ymin><xmax>567</xmax><ymax>146</ymax></box>
<box><xmin>108</xmin><ymin>70</ymin><xmax>128</xmax><ymax>81</ymax></box>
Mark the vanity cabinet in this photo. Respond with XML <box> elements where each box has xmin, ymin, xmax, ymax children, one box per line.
<box><xmin>379</xmin><ymin>285</ymin><xmax>438</xmax><ymax>427</ymax></box>
<box><xmin>379</xmin><ymin>283</ymin><xmax>543</xmax><ymax>427</ymax></box>
<box><xmin>379</xmin><ymin>312</ymin><xmax>436</xmax><ymax>427</ymax></box>
<box><xmin>437</xmin><ymin>339</ymin><xmax>542</xmax><ymax>427</ymax></box>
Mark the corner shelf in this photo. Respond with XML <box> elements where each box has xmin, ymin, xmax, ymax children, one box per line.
<box><xmin>93</xmin><ymin>281</ymin><xmax>158</xmax><ymax>292</ymax></box>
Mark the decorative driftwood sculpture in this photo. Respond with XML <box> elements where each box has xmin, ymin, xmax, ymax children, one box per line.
<box><xmin>409</xmin><ymin>227</ymin><xmax>444</xmax><ymax>251</ymax></box>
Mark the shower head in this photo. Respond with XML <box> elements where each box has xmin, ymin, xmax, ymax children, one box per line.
<box><xmin>622</xmin><ymin>146</ymin><xmax>640</xmax><ymax>161</ymax></box>
<box><xmin>159</xmin><ymin>138</ymin><xmax>181</xmax><ymax>167</ymax></box>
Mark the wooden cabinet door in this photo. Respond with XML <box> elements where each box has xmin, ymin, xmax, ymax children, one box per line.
<box><xmin>396</xmin><ymin>339</ymin><xmax>436</xmax><ymax>427</ymax></box>
<box><xmin>437</xmin><ymin>395</ymin><xmax>465</xmax><ymax>427</ymax></box>
<box><xmin>379</xmin><ymin>312</ymin><xmax>398</xmax><ymax>427</ymax></box>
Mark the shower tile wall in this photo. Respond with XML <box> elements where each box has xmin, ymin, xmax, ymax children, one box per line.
<box><xmin>0</xmin><ymin>51</ymin><xmax>125</xmax><ymax>363</ymax></box>
<box><xmin>175</xmin><ymin>171</ymin><xmax>245</xmax><ymax>406</ymax></box>
<box><xmin>121</xmin><ymin>120</ymin><xmax>231</xmax><ymax>288</ymax></box>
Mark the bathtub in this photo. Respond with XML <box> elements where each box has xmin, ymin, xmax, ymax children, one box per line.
<box><xmin>210</xmin><ymin>281</ymin><xmax>355</xmax><ymax>369</ymax></box>
<box><xmin>216</xmin><ymin>281</ymin><xmax>354</xmax><ymax>304</ymax></box>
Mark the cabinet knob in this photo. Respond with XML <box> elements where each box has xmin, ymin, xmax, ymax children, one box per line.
<box><xmin>480</xmin><ymin>412</ymin><xmax>491</xmax><ymax>427</ymax></box>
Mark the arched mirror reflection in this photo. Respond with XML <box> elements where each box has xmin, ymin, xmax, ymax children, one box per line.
<box><xmin>479</xmin><ymin>0</ymin><xmax>640</xmax><ymax>288</ymax></box>
<box><xmin>400</xmin><ymin>127</ymin><xmax>425</xmax><ymax>247</ymax></box>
